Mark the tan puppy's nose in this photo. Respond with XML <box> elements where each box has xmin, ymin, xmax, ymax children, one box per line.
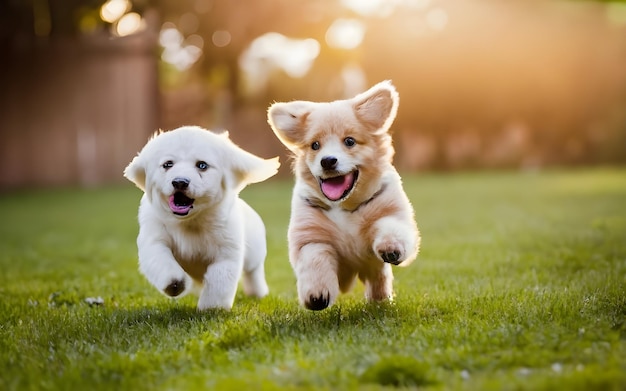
<box><xmin>320</xmin><ymin>156</ymin><xmax>338</xmax><ymax>171</ymax></box>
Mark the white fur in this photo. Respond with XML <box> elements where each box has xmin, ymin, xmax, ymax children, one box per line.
<box><xmin>124</xmin><ymin>126</ymin><xmax>279</xmax><ymax>310</ymax></box>
<box><xmin>268</xmin><ymin>81</ymin><xmax>420</xmax><ymax>310</ymax></box>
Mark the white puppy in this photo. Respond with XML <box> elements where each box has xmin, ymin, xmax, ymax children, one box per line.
<box><xmin>267</xmin><ymin>81</ymin><xmax>420</xmax><ymax>310</ymax></box>
<box><xmin>124</xmin><ymin>126</ymin><xmax>280</xmax><ymax>310</ymax></box>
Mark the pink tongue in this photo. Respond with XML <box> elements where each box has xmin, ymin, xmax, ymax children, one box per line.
<box><xmin>168</xmin><ymin>195</ymin><xmax>193</xmax><ymax>214</ymax></box>
<box><xmin>321</xmin><ymin>173</ymin><xmax>353</xmax><ymax>201</ymax></box>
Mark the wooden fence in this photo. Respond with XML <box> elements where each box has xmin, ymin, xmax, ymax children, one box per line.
<box><xmin>0</xmin><ymin>31</ymin><xmax>159</xmax><ymax>189</ymax></box>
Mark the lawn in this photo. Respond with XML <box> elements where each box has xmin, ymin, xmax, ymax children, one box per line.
<box><xmin>0</xmin><ymin>168</ymin><xmax>625</xmax><ymax>390</ymax></box>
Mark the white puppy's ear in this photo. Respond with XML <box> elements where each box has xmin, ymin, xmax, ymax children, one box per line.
<box><xmin>124</xmin><ymin>154</ymin><xmax>146</xmax><ymax>191</ymax></box>
<box><xmin>124</xmin><ymin>130</ymin><xmax>164</xmax><ymax>191</ymax></box>
<box><xmin>352</xmin><ymin>80</ymin><xmax>399</xmax><ymax>134</ymax></box>
<box><xmin>267</xmin><ymin>101</ymin><xmax>313</xmax><ymax>150</ymax></box>
<box><xmin>235</xmin><ymin>154</ymin><xmax>280</xmax><ymax>186</ymax></box>
<box><xmin>222</xmin><ymin>135</ymin><xmax>280</xmax><ymax>191</ymax></box>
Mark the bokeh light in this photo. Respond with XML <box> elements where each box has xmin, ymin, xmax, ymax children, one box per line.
<box><xmin>240</xmin><ymin>32</ymin><xmax>321</xmax><ymax>94</ymax></box>
<box><xmin>325</xmin><ymin>19</ymin><xmax>365</xmax><ymax>50</ymax></box>
<box><xmin>160</xmin><ymin>23</ymin><xmax>204</xmax><ymax>71</ymax></box>
<box><xmin>212</xmin><ymin>30</ymin><xmax>232</xmax><ymax>47</ymax></box>
<box><xmin>242</xmin><ymin>33</ymin><xmax>320</xmax><ymax>78</ymax></box>
<box><xmin>115</xmin><ymin>12</ymin><xmax>144</xmax><ymax>36</ymax></box>
<box><xmin>100</xmin><ymin>0</ymin><xmax>130</xmax><ymax>24</ymax></box>
<box><xmin>159</xmin><ymin>23</ymin><xmax>183</xmax><ymax>48</ymax></box>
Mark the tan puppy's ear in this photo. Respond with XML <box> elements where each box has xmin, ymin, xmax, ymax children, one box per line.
<box><xmin>123</xmin><ymin>154</ymin><xmax>146</xmax><ymax>191</ymax></box>
<box><xmin>267</xmin><ymin>101</ymin><xmax>313</xmax><ymax>150</ymax></box>
<box><xmin>352</xmin><ymin>80</ymin><xmax>399</xmax><ymax>134</ymax></box>
<box><xmin>222</xmin><ymin>135</ymin><xmax>280</xmax><ymax>192</ymax></box>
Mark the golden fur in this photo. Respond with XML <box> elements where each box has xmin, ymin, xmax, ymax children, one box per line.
<box><xmin>268</xmin><ymin>81</ymin><xmax>420</xmax><ymax>310</ymax></box>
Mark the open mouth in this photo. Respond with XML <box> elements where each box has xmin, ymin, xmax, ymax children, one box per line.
<box><xmin>319</xmin><ymin>171</ymin><xmax>358</xmax><ymax>201</ymax></box>
<box><xmin>168</xmin><ymin>192</ymin><xmax>195</xmax><ymax>216</ymax></box>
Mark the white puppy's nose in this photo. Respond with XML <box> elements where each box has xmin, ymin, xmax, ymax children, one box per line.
<box><xmin>320</xmin><ymin>156</ymin><xmax>338</xmax><ymax>171</ymax></box>
<box><xmin>172</xmin><ymin>177</ymin><xmax>190</xmax><ymax>190</ymax></box>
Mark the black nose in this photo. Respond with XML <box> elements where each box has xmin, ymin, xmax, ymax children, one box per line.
<box><xmin>320</xmin><ymin>156</ymin><xmax>338</xmax><ymax>170</ymax></box>
<box><xmin>172</xmin><ymin>177</ymin><xmax>190</xmax><ymax>190</ymax></box>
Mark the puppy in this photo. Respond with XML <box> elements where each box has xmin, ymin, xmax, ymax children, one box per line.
<box><xmin>267</xmin><ymin>81</ymin><xmax>420</xmax><ymax>310</ymax></box>
<box><xmin>124</xmin><ymin>126</ymin><xmax>280</xmax><ymax>310</ymax></box>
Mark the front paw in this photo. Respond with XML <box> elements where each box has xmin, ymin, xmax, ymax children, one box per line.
<box><xmin>375</xmin><ymin>238</ymin><xmax>405</xmax><ymax>266</ymax></box>
<box><xmin>298</xmin><ymin>278</ymin><xmax>338</xmax><ymax>311</ymax></box>
<box><xmin>305</xmin><ymin>292</ymin><xmax>331</xmax><ymax>311</ymax></box>
<box><xmin>380</xmin><ymin>250</ymin><xmax>402</xmax><ymax>265</ymax></box>
<box><xmin>164</xmin><ymin>278</ymin><xmax>186</xmax><ymax>297</ymax></box>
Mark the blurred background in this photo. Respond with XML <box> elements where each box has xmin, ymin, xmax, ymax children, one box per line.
<box><xmin>0</xmin><ymin>0</ymin><xmax>625</xmax><ymax>189</ymax></box>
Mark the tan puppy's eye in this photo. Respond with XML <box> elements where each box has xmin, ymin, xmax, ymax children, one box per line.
<box><xmin>163</xmin><ymin>160</ymin><xmax>174</xmax><ymax>169</ymax></box>
<box><xmin>344</xmin><ymin>137</ymin><xmax>356</xmax><ymax>147</ymax></box>
<box><xmin>311</xmin><ymin>141</ymin><xmax>320</xmax><ymax>151</ymax></box>
<box><xmin>196</xmin><ymin>161</ymin><xmax>209</xmax><ymax>171</ymax></box>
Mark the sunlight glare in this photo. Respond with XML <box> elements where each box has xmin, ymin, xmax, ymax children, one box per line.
<box><xmin>426</xmin><ymin>8</ymin><xmax>448</xmax><ymax>31</ymax></box>
<box><xmin>340</xmin><ymin>0</ymin><xmax>392</xmax><ymax>17</ymax></box>
<box><xmin>405</xmin><ymin>0</ymin><xmax>431</xmax><ymax>10</ymax></box>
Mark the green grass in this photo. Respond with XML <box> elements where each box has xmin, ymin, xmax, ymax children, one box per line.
<box><xmin>1</xmin><ymin>168</ymin><xmax>625</xmax><ymax>390</ymax></box>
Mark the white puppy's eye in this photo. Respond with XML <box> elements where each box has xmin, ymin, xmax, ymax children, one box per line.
<box><xmin>344</xmin><ymin>137</ymin><xmax>356</xmax><ymax>148</ymax></box>
<box><xmin>163</xmin><ymin>161</ymin><xmax>174</xmax><ymax>169</ymax></box>
<box><xmin>196</xmin><ymin>161</ymin><xmax>209</xmax><ymax>171</ymax></box>
<box><xmin>311</xmin><ymin>141</ymin><xmax>320</xmax><ymax>151</ymax></box>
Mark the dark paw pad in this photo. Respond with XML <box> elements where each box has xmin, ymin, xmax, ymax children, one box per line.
<box><xmin>164</xmin><ymin>279</ymin><xmax>185</xmax><ymax>297</ymax></box>
<box><xmin>380</xmin><ymin>250</ymin><xmax>402</xmax><ymax>265</ymax></box>
<box><xmin>305</xmin><ymin>293</ymin><xmax>330</xmax><ymax>311</ymax></box>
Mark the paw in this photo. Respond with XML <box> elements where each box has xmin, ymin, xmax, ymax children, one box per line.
<box><xmin>374</xmin><ymin>238</ymin><xmax>406</xmax><ymax>266</ymax></box>
<box><xmin>242</xmin><ymin>269</ymin><xmax>269</xmax><ymax>298</ymax></box>
<box><xmin>163</xmin><ymin>278</ymin><xmax>186</xmax><ymax>297</ymax></box>
<box><xmin>294</xmin><ymin>246</ymin><xmax>340</xmax><ymax>311</ymax></box>
<box><xmin>380</xmin><ymin>250</ymin><xmax>402</xmax><ymax>265</ymax></box>
<box><xmin>298</xmin><ymin>279</ymin><xmax>338</xmax><ymax>311</ymax></box>
<box><xmin>305</xmin><ymin>292</ymin><xmax>331</xmax><ymax>311</ymax></box>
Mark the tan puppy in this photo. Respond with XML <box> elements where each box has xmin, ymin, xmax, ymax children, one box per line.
<box><xmin>267</xmin><ymin>81</ymin><xmax>420</xmax><ymax>310</ymax></box>
<box><xmin>124</xmin><ymin>126</ymin><xmax>279</xmax><ymax>310</ymax></box>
